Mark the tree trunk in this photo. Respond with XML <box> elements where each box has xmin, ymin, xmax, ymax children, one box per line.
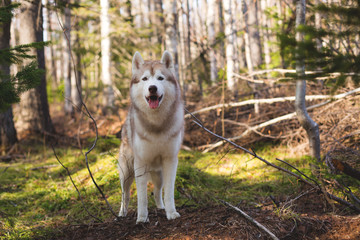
<box><xmin>295</xmin><ymin>0</ymin><xmax>321</xmax><ymax>161</ymax></box>
<box><xmin>245</xmin><ymin>0</ymin><xmax>262</xmax><ymax>68</ymax></box>
<box><xmin>149</xmin><ymin>0</ymin><xmax>164</xmax><ymax>56</ymax></box>
<box><xmin>215</xmin><ymin>0</ymin><xmax>225</xmax><ymax>70</ymax></box>
<box><xmin>154</xmin><ymin>0</ymin><xmax>164</xmax><ymax>48</ymax></box>
<box><xmin>100</xmin><ymin>0</ymin><xmax>115</xmax><ymax>112</ymax></box>
<box><xmin>207</xmin><ymin>0</ymin><xmax>217</xmax><ymax>84</ymax></box>
<box><xmin>177</xmin><ymin>0</ymin><xmax>186</xmax><ymax>93</ymax></box>
<box><xmin>71</xmin><ymin>16</ymin><xmax>82</xmax><ymax>112</ymax></box>
<box><xmin>163</xmin><ymin>0</ymin><xmax>179</xmax><ymax>79</ymax></box>
<box><xmin>44</xmin><ymin>0</ymin><xmax>58</xmax><ymax>87</ymax></box>
<box><xmin>0</xmin><ymin>0</ymin><xmax>17</xmax><ymax>148</ymax></box>
<box><xmin>18</xmin><ymin>0</ymin><xmax>55</xmax><ymax>134</ymax></box>
<box><xmin>63</xmin><ymin>1</ymin><xmax>73</xmax><ymax>115</ymax></box>
<box><xmin>261</xmin><ymin>0</ymin><xmax>271</xmax><ymax>75</ymax></box>
<box><xmin>223</xmin><ymin>0</ymin><xmax>236</xmax><ymax>93</ymax></box>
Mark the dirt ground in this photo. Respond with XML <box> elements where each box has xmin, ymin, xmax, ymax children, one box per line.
<box><xmin>20</xmin><ymin>93</ymin><xmax>360</xmax><ymax>240</ymax></box>
<box><xmin>56</xmin><ymin>192</ymin><xmax>360</xmax><ymax>240</ymax></box>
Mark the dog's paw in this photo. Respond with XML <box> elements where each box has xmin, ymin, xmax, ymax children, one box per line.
<box><xmin>166</xmin><ymin>211</ymin><xmax>180</xmax><ymax>220</ymax></box>
<box><xmin>136</xmin><ymin>216</ymin><xmax>149</xmax><ymax>224</ymax></box>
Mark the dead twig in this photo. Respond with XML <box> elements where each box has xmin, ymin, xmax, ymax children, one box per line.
<box><xmin>220</xmin><ymin>199</ymin><xmax>280</xmax><ymax>240</ymax></box>
<box><xmin>51</xmin><ymin>145</ymin><xmax>102</xmax><ymax>223</ymax></box>
<box><xmin>201</xmin><ymin>97</ymin><xmax>351</xmax><ymax>152</ymax></box>
<box><xmin>54</xmin><ymin>1</ymin><xmax>119</xmax><ymax>220</ymax></box>
<box><xmin>185</xmin><ymin>108</ymin><xmax>360</xmax><ymax>213</ymax></box>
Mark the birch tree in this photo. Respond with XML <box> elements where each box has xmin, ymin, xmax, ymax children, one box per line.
<box><xmin>163</xmin><ymin>0</ymin><xmax>179</xmax><ymax>79</ymax></box>
<box><xmin>223</xmin><ymin>0</ymin><xmax>236</xmax><ymax>92</ymax></box>
<box><xmin>243</xmin><ymin>0</ymin><xmax>262</xmax><ymax>70</ymax></box>
<box><xmin>71</xmin><ymin>14</ymin><xmax>82</xmax><ymax>111</ymax></box>
<box><xmin>295</xmin><ymin>0</ymin><xmax>320</xmax><ymax>160</ymax></box>
<box><xmin>101</xmin><ymin>0</ymin><xmax>115</xmax><ymax>112</ymax></box>
<box><xmin>63</xmin><ymin>0</ymin><xmax>73</xmax><ymax>115</ymax></box>
<box><xmin>207</xmin><ymin>0</ymin><xmax>217</xmax><ymax>83</ymax></box>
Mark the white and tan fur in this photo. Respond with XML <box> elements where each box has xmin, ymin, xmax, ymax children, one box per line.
<box><xmin>118</xmin><ymin>51</ymin><xmax>184</xmax><ymax>223</ymax></box>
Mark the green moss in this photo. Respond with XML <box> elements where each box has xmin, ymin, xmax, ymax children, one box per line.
<box><xmin>2</xmin><ymin>143</ymin><xmax>354</xmax><ymax>238</ymax></box>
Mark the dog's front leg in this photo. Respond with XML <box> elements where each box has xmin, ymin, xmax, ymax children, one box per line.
<box><xmin>163</xmin><ymin>158</ymin><xmax>180</xmax><ymax>220</ymax></box>
<box><xmin>134</xmin><ymin>164</ymin><xmax>149</xmax><ymax>223</ymax></box>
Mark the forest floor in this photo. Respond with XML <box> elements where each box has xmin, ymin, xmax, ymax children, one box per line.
<box><xmin>2</xmin><ymin>87</ymin><xmax>360</xmax><ymax>239</ymax></box>
<box><xmin>58</xmin><ymin>200</ymin><xmax>360</xmax><ymax>240</ymax></box>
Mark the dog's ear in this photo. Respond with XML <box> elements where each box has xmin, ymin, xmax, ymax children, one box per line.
<box><xmin>161</xmin><ymin>50</ymin><xmax>174</xmax><ymax>69</ymax></box>
<box><xmin>132</xmin><ymin>51</ymin><xmax>144</xmax><ymax>74</ymax></box>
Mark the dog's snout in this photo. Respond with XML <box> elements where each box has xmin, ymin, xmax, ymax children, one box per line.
<box><xmin>149</xmin><ymin>85</ymin><xmax>157</xmax><ymax>94</ymax></box>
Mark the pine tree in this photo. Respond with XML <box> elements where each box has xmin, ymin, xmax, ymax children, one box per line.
<box><xmin>0</xmin><ymin>3</ymin><xmax>50</xmax><ymax>148</ymax></box>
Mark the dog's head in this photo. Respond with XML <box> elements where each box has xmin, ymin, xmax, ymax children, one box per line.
<box><xmin>130</xmin><ymin>51</ymin><xmax>179</xmax><ymax>110</ymax></box>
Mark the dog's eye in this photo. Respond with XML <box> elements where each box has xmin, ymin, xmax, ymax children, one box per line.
<box><xmin>157</xmin><ymin>76</ymin><xmax>164</xmax><ymax>81</ymax></box>
<box><xmin>142</xmin><ymin>77</ymin><xmax>148</xmax><ymax>81</ymax></box>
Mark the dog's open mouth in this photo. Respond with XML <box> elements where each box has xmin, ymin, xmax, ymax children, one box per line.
<box><xmin>146</xmin><ymin>95</ymin><xmax>163</xmax><ymax>109</ymax></box>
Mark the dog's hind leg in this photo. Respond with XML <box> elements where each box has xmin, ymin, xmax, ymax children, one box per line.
<box><xmin>150</xmin><ymin>170</ymin><xmax>165</xmax><ymax>209</ymax></box>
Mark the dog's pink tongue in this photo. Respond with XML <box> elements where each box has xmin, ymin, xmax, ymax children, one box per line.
<box><xmin>149</xmin><ymin>99</ymin><xmax>160</xmax><ymax>109</ymax></box>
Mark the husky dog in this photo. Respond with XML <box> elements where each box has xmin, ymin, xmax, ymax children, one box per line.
<box><xmin>117</xmin><ymin>51</ymin><xmax>184</xmax><ymax>223</ymax></box>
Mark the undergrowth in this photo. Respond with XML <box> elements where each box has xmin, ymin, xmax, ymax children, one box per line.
<box><xmin>0</xmin><ymin>139</ymin><xmax>358</xmax><ymax>239</ymax></box>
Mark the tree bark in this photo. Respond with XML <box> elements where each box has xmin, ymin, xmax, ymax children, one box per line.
<box><xmin>223</xmin><ymin>0</ymin><xmax>236</xmax><ymax>92</ymax></box>
<box><xmin>244</xmin><ymin>0</ymin><xmax>262</xmax><ymax>68</ymax></box>
<box><xmin>163</xmin><ymin>0</ymin><xmax>179</xmax><ymax>79</ymax></box>
<box><xmin>295</xmin><ymin>0</ymin><xmax>320</xmax><ymax>161</ymax></box>
<box><xmin>207</xmin><ymin>0</ymin><xmax>217</xmax><ymax>83</ymax></box>
<box><xmin>18</xmin><ymin>0</ymin><xmax>55</xmax><ymax>134</ymax></box>
<box><xmin>44</xmin><ymin>0</ymin><xmax>58</xmax><ymax>87</ymax></box>
<box><xmin>261</xmin><ymin>0</ymin><xmax>271</xmax><ymax>76</ymax></box>
<box><xmin>215</xmin><ymin>0</ymin><xmax>225</xmax><ymax>70</ymax></box>
<box><xmin>100</xmin><ymin>0</ymin><xmax>115</xmax><ymax>112</ymax></box>
<box><xmin>0</xmin><ymin>0</ymin><xmax>17</xmax><ymax>148</ymax></box>
<box><xmin>71</xmin><ymin>14</ymin><xmax>82</xmax><ymax>112</ymax></box>
<box><xmin>63</xmin><ymin>0</ymin><xmax>73</xmax><ymax>115</ymax></box>
<box><xmin>177</xmin><ymin>0</ymin><xmax>186</xmax><ymax>90</ymax></box>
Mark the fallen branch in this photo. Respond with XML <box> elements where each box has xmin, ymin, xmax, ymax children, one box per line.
<box><xmin>185</xmin><ymin>109</ymin><xmax>360</xmax><ymax>213</ymax></box>
<box><xmin>220</xmin><ymin>200</ymin><xmax>279</xmax><ymax>240</ymax></box>
<box><xmin>185</xmin><ymin>87</ymin><xmax>360</xmax><ymax>118</ymax></box>
<box><xmin>249</xmin><ymin>68</ymin><xmax>360</xmax><ymax>77</ymax></box>
<box><xmin>201</xmin><ymin>94</ymin><xmax>356</xmax><ymax>152</ymax></box>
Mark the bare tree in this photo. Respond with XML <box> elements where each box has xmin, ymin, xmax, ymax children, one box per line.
<box><xmin>63</xmin><ymin>0</ymin><xmax>73</xmax><ymax>115</ymax></box>
<box><xmin>18</xmin><ymin>0</ymin><xmax>54</xmax><ymax>134</ymax></box>
<box><xmin>245</xmin><ymin>0</ymin><xmax>262</xmax><ymax>68</ymax></box>
<box><xmin>295</xmin><ymin>0</ymin><xmax>320</xmax><ymax>160</ymax></box>
<box><xmin>261</xmin><ymin>0</ymin><xmax>271</xmax><ymax>75</ymax></box>
<box><xmin>101</xmin><ymin>0</ymin><xmax>115</xmax><ymax>112</ymax></box>
<box><xmin>163</xmin><ymin>0</ymin><xmax>179</xmax><ymax>79</ymax></box>
<box><xmin>44</xmin><ymin>0</ymin><xmax>58</xmax><ymax>87</ymax></box>
<box><xmin>223</xmin><ymin>0</ymin><xmax>237</xmax><ymax>92</ymax></box>
<box><xmin>71</xmin><ymin>9</ymin><xmax>82</xmax><ymax>112</ymax></box>
<box><xmin>207</xmin><ymin>0</ymin><xmax>217</xmax><ymax>83</ymax></box>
